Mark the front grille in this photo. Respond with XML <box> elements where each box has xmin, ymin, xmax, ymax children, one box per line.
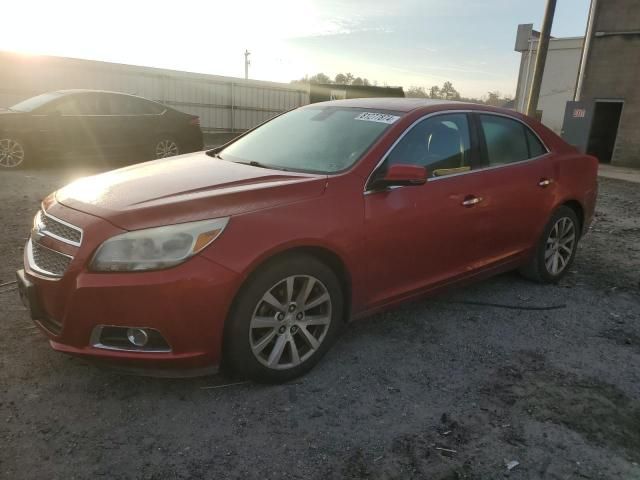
<box><xmin>39</xmin><ymin>210</ymin><xmax>82</xmax><ymax>245</ymax></box>
<box><xmin>29</xmin><ymin>241</ymin><xmax>72</xmax><ymax>277</ymax></box>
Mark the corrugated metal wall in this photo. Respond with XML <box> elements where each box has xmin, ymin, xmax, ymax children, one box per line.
<box><xmin>0</xmin><ymin>51</ymin><xmax>309</xmax><ymax>133</ymax></box>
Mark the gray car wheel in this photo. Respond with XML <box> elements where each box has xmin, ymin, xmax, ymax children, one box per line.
<box><xmin>0</xmin><ymin>138</ymin><xmax>26</xmax><ymax>168</ymax></box>
<box><xmin>224</xmin><ymin>254</ymin><xmax>344</xmax><ymax>383</ymax></box>
<box><xmin>154</xmin><ymin>138</ymin><xmax>180</xmax><ymax>159</ymax></box>
<box><xmin>520</xmin><ymin>205</ymin><xmax>580</xmax><ymax>283</ymax></box>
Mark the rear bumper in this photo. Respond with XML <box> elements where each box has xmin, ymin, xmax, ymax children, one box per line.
<box><xmin>19</xmin><ymin>254</ymin><xmax>241</xmax><ymax>375</ymax></box>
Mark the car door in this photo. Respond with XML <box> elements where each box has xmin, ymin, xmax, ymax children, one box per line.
<box><xmin>36</xmin><ymin>93</ymin><xmax>118</xmax><ymax>160</ymax></box>
<box><xmin>79</xmin><ymin>93</ymin><xmax>120</xmax><ymax>159</ymax></box>
<box><xmin>108</xmin><ymin>94</ymin><xmax>161</xmax><ymax>159</ymax></box>
<box><xmin>467</xmin><ymin>113</ymin><xmax>556</xmax><ymax>267</ymax></box>
<box><xmin>33</xmin><ymin>95</ymin><xmax>86</xmax><ymax>158</ymax></box>
<box><xmin>363</xmin><ymin>112</ymin><xmax>488</xmax><ymax>308</ymax></box>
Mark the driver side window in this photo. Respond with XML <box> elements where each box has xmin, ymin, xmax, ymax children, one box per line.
<box><xmin>385</xmin><ymin>113</ymin><xmax>472</xmax><ymax>178</ymax></box>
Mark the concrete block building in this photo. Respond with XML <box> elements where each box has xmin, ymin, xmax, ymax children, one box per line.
<box><xmin>577</xmin><ymin>0</ymin><xmax>640</xmax><ymax>167</ymax></box>
<box><xmin>515</xmin><ymin>0</ymin><xmax>640</xmax><ymax>168</ymax></box>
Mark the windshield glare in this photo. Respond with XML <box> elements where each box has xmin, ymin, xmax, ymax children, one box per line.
<box><xmin>220</xmin><ymin>107</ymin><xmax>400</xmax><ymax>173</ymax></box>
<box><xmin>9</xmin><ymin>92</ymin><xmax>64</xmax><ymax>112</ymax></box>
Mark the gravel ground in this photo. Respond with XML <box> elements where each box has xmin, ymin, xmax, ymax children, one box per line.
<box><xmin>1</xmin><ymin>167</ymin><xmax>639</xmax><ymax>480</ymax></box>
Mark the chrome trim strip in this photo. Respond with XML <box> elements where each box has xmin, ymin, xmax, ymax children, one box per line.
<box><xmin>90</xmin><ymin>325</ymin><xmax>172</xmax><ymax>353</ymax></box>
<box><xmin>40</xmin><ymin>207</ymin><xmax>83</xmax><ymax>247</ymax></box>
<box><xmin>426</xmin><ymin>152</ymin><xmax>552</xmax><ymax>183</ymax></box>
<box><xmin>363</xmin><ymin>109</ymin><xmax>550</xmax><ymax>194</ymax></box>
<box><xmin>363</xmin><ymin>185</ymin><xmax>403</xmax><ymax>196</ymax></box>
<box><xmin>26</xmin><ymin>239</ymin><xmax>72</xmax><ymax>279</ymax></box>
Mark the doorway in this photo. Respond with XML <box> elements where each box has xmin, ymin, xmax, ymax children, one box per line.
<box><xmin>587</xmin><ymin>100</ymin><xmax>623</xmax><ymax>163</ymax></box>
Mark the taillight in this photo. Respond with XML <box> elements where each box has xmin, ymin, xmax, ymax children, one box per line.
<box><xmin>189</xmin><ymin>116</ymin><xmax>200</xmax><ymax>126</ymax></box>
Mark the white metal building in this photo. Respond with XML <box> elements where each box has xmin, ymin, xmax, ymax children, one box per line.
<box><xmin>0</xmin><ymin>51</ymin><xmax>309</xmax><ymax>136</ymax></box>
<box><xmin>513</xmin><ymin>24</ymin><xmax>583</xmax><ymax>133</ymax></box>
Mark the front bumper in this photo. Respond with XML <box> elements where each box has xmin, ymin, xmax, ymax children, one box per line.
<box><xmin>19</xmin><ymin>244</ymin><xmax>241</xmax><ymax>375</ymax></box>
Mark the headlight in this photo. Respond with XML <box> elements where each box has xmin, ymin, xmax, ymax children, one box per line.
<box><xmin>90</xmin><ymin>217</ymin><xmax>229</xmax><ymax>272</ymax></box>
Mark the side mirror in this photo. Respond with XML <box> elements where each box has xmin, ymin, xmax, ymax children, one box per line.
<box><xmin>369</xmin><ymin>164</ymin><xmax>427</xmax><ymax>190</ymax></box>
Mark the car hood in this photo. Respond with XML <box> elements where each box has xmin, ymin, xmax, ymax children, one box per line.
<box><xmin>55</xmin><ymin>152</ymin><xmax>328</xmax><ymax>230</ymax></box>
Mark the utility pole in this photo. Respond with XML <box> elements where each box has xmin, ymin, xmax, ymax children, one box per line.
<box><xmin>526</xmin><ymin>0</ymin><xmax>557</xmax><ymax>117</ymax></box>
<box><xmin>575</xmin><ymin>0</ymin><xmax>598</xmax><ymax>101</ymax></box>
<box><xmin>244</xmin><ymin>49</ymin><xmax>251</xmax><ymax>80</ymax></box>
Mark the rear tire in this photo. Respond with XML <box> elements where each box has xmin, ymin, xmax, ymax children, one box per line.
<box><xmin>223</xmin><ymin>254</ymin><xmax>344</xmax><ymax>383</ymax></box>
<box><xmin>519</xmin><ymin>205</ymin><xmax>580</xmax><ymax>283</ymax></box>
<box><xmin>153</xmin><ymin>136</ymin><xmax>180</xmax><ymax>159</ymax></box>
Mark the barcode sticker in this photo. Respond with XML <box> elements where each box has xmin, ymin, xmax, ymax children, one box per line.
<box><xmin>354</xmin><ymin>112</ymin><xmax>400</xmax><ymax>124</ymax></box>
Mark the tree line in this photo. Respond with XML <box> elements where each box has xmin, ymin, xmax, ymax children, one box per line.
<box><xmin>294</xmin><ymin>73</ymin><xmax>513</xmax><ymax>107</ymax></box>
<box><xmin>295</xmin><ymin>72</ymin><xmax>374</xmax><ymax>86</ymax></box>
<box><xmin>406</xmin><ymin>83</ymin><xmax>513</xmax><ymax>107</ymax></box>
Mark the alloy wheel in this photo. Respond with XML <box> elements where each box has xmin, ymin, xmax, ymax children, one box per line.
<box><xmin>0</xmin><ymin>139</ymin><xmax>25</xmax><ymax>168</ymax></box>
<box><xmin>155</xmin><ymin>139</ymin><xmax>179</xmax><ymax>158</ymax></box>
<box><xmin>544</xmin><ymin>216</ymin><xmax>576</xmax><ymax>275</ymax></box>
<box><xmin>249</xmin><ymin>275</ymin><xmax>332</xmax><ymax>370</ymax></box>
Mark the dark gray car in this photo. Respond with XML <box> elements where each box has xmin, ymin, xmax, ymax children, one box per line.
<box><xmin>0</xmin><ymin>90</ymin><xmax>203</xmax><ymax>168</ymax></box>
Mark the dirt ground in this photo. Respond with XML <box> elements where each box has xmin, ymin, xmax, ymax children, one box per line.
<box><xmin>1</xmin><ymin>167</ymin><xmax>639</xmax><ymax>480</ymax></box>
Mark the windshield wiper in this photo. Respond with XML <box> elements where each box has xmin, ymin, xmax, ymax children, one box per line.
<box><xmin>206</xmin><ymin>150</ymin><xmax>287</xmax><ymax>171</ymax></box>
<box><xmin>236</xmin><ymin>160</ymin><xmax>288</xmax><ymax>171</ymax></box>
<box><xmin>246</xmin><ymin>160</ymin><xmax>269</xmax><ymax>169</ymax></box>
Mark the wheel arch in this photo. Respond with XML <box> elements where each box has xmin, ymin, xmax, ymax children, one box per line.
<box><xmin>560</xmin><ymin>199</ymin><xmax>585</xmax><ymax>234</ymax></box>
<box><xmin>233</xmin><ymin>245</ymin><xmax>353</xmax><ymax>323</ymax></box>
<box><xmin>219</xmin><ymin>245</ymin><xmax>353</xmax><ymax>374</ymax></box>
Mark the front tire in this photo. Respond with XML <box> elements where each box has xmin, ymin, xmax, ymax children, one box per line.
<box><xmin>0</xmin><ymin>137</ymin><xmax>28</xmax><ymax>168</ymax></box>
<box><xmin>224</xmin><ymin>254</ymin><xmax>344</xmax><ymax>383</ymax></box>
<box><xmin>519</xmin><ymin>205</ymin><xmax>580</xmax><ymax>283</ymax></box>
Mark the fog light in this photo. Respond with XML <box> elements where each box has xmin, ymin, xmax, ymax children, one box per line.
<box><xmin>126</xmin><ymin>328</ymin><xmax>149</xmax><ymax>347</ymax></box>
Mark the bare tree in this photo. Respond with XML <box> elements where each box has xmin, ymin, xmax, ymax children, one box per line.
<box><xmin>297</xmin><ymin>72</ymin><xmax>374</xmax><ymax>87</ymax></box>
<box><xmin>406</xmin><ymin>86</ymin><xmax>428</xmax><ymax>98</ymax></box>
<box><xmin>440</xmin><ymin>81</ymin><xmax>461</xmax><ymax>100</ymax></box>
<box><xmin>334</xmin><ymin>73</ymin><xmax>347</xmax><ymax>84</ymax></box>
<box><xmin>309</xmin><ymin>73</ymin><xmax>332</xmax><ymax>84</ymax></box>
<box><xmin>483</xmin><ymin>90</ymin><xmax>513</xmax><ymax>107</ymax></box>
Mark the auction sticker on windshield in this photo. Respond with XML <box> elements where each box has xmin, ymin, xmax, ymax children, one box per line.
<box><xmin>354</xmin><ymin>112</ymin><xmax>400</xmax><ymax>124</ymax></box>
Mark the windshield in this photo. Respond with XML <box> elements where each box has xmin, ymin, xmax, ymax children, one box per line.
<box><xmin>9</xmin><ymin>92</ymin><xmax>65</xmax><ymax>112</ymax></box>
<box><xmin>220</xmin><ymin>107</ymin><xmax>401</xmax><ymax>173</ymax></box>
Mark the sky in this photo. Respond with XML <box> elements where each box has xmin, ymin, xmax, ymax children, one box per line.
<box><xmin>0</xmin><ymin>0</ymin><xmax>590</xmax><ymax>98</ymax></box>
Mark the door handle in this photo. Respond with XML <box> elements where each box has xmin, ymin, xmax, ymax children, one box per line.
<box><xmin>538</xmin><ymin>178</ymin><xmax>553</xmax><ymax>187</ymax></box>
<box><xmin>461</xmin><ymin>195</ymin><xmax>483</xmax><ymax>207</ymax></box>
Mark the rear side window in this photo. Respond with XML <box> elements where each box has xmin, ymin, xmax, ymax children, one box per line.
<box><xmin>109</xmin><ymin>95</ymin><xmax>164</xmax><ymax>115</ymax></box>
<box><xmin>479</xmin><ymin>114</ymin><xmax>547</xmax><ymax>166</ymax></box>
<box><xmin>78</xmin><ymin>94</ymin><xmax>110</xmax><ymax>115</ymax></box>
<box><xmin>525</xmin><ymin>128</ymin><xmax>547</xmax><ymax>158</ymax></box>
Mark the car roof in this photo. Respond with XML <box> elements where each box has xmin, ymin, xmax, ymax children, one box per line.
<box><xmin>50</xmin><ymin>89</ymin><xmax>170</xmax><ymax>109</ymax></box>
<box><xmin>53</xmin><ymin>89</ymin><xmax>152</xmax><ymax>101</ymax></box>
<box><xmin>304</xmin><ymin>97</ymin><xmax>470</xmax><ymax>113</ymax></box>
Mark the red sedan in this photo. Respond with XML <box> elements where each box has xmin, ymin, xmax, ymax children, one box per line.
<box><xmin>16</xmin><ymin>98</ymin><xmax>598</xmax><ymax>382</ymax></box>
